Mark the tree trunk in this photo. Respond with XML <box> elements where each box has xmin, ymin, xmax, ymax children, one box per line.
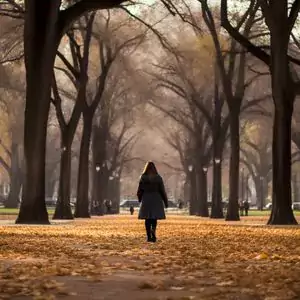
<box><xmin>267</xmin><ymin>28</ymin><xmax>297</xmax><ymax>225</ymax></box>
<box><xmin>197</xmin><ymin>168</ymin><xmax>209</xmax><ymax>217</ymax></box>
<box><xmin>53</xmin><ymin>136</ymin><xmax>73</xmax><ymax>220</ymax></box>
<box><xmin>6</xmin><ymin>176</ymin><xmax>22</xmax><ymax>209</ymax></box>
<box><xmin>91</xmin><ymin>113</ymin><xmax>111</xmax><ymax>215</ymax></box>
<box><xmin>99</xmin><ymin>171</ymin><xmax>109</xmax><ymax>213</ymax></box>
<box><xmin>254</xmin><ymin>176</ymin><xmax>269</xmax><ymax>210</ymax></box>
<box><xmin>115</xmin><ymin>179</ymin><xmax>121</xmax><ymax>214</ymax></box>
<box><xmin>292</xmin><ymin>173</ymin><xmax>299</xmax><ymax>203</ymax></box>
<box><xmin>5</xmin><ymin>143</ymin><xmax>22</xmax><ymax>208</ymax></box>
<box><xmin>108</xmin><ymin>178</ymin><xmax>120</xmax><ymax>214</ymax></box>
<box><xmin>91</xmin><ymin>159</ymin><xmax>108</xmax><ymax>216</ymax></box>
<box><xmin>92</xmin><ymin>170</ymin><xmax>107</xmax><ymax>216</ymax></box>
<box><xmin>211</xmin><ymin>159</ymin><xmax>223</xmax><ymax>218</ymax></box>
<box><xmin>189</xmin><ymin>171</ymin><xmax>197</xmax><ymax>215</ymax></box>
<box><xmin>75</xmin><ymin>113</ymin><xmax>93</xmax><ymax>218</ymax></box>
<box><xmin>91</xmin><ymin>165</ymin><xmax>98</xmax><ymax>215</ymax></box>
<box><xmin>211</xmin><ymin>107</ymin><xmax>224</xmax><ymax>218</ymax></box>
<box><xmin>268</xmin><ymin>105</ymin><xmax>297</xmax><ymax>224</ymax></box>
<box><xmin>226</xmin><ymin>108</ymin><xmax>240</xmax><ymax>221</ymax></box>
<box><xmin>16</xmin><ymin>2</ymin><xmax>61</xmax><ymax>224</ymax></box>
<box><xmin>183</xmin><ymin>180</ymin><xmax>189</xmax><ymax>207</ymax></box>
<box><xmin>211</xmin><ymin>63</ymin><xmax>224</xmax><ymax>218</ymax></box>
<box><xmin>91</xmin><ymin>151</ymin><xmax>104</xmax><ymax>215</ymax></box>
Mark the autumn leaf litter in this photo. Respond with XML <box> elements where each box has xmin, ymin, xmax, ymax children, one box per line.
<box><xmin>0</xmin><ymin>215</ymin><xmax>299</xmax><ymax>299</ymax></box>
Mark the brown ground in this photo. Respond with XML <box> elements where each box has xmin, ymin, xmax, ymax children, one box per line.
<box><xmin>0</xmin><ymin>215</ymin><xmax>300</xmax><ymax>300</ymax></box>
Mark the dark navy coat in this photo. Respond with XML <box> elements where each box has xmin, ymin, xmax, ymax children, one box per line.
<box><xmin>137</xmin><ymin>174</ymin><xmax>168</xmax><ymax>219</ymax></box>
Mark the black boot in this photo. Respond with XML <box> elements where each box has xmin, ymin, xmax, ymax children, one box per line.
<box><xmin>151</xmin><ymin>219</ymin><xmax>157</xmax><ymax>242</ymax></box>
<box><xmin>145</xmin><ymin>219</ymin><xmax>152</xmax><ymax>242</ymax></box>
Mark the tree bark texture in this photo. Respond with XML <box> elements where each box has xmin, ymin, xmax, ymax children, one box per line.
<box><xmin>197</xmin><ymin>168</ymin><xmax>209</xmax><ymax>217</ymax></box>
<box><xmin>292</xmin><ymin>173</ymin><xmax>299</xmax><ymax>203</ymax></box>
<box><xmin>189</xmin><ymin>171</ymin><xmax>197</xmax><ymax>215</ymax></box>
<box><xmin>53</xmin><ymin>134</ymin><xmax>73</xmax><ymax>220</ymax></box>
<box><xmin>253</xmin><ymin>176</ymin><xmax>268</xmax><ymax>210</ymax></box>
<box><xmin>5</xmin><ymin>143</ymin><xmax>23</xmax><ymax>208</ymax></box>
<box><xmin>268</xmin><ymin>27</ymin><xmax>297</xmax><ymax>225</ymax></box>
<box><xmin>226</xmin><ymin>109</ymin><xmax>240</xmax><ymax>221</ymax></box>
<box><xmin>211</xmin><ymin>159</ymin><xmax>223</xmax><ymax>218</ymax></box>
<box><xmin>16</xmin><ymin>1</ymin><xmax>61</xmax><ymax>224</ymax></box>
<box><xmin>75</xmin><ymin>113</ymin><xmax>93</xmax><ymax>218</ymax></box>
<box><xmin>211</xmin><ymin>90</ymin><xmax>224</xmax><ymax>218</ymax></box>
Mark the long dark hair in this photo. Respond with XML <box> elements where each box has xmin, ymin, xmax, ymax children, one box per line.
<box><xmin>142</xmin><ymin>161</ymin><xmax>158</xmax><ymax>175</ymax></box>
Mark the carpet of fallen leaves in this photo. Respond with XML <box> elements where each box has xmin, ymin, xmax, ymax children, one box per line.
<box><xmin>0</xmin><ymin>215</ymin><xmax>300</xmax><ymax>300</ymax></box>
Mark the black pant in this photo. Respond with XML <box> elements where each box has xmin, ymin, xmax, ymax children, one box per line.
<box><xmin>145</xmin><ymin>219</ymin><xmax>157</xmax><ymax>238</ymax></box>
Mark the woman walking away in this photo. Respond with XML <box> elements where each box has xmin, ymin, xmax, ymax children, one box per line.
<box><xmin>137</xmin><ymin>161</ymin><xmax>168</xmax><ymax>242</ymax></box>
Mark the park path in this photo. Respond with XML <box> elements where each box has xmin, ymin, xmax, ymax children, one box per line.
<box><xmin>45</xmin><ymin>269</ymin><xmax>258</xmax><ymax>300</ymax></box>
<box><xmin>8</xmin><ymin>256</ymin><xmax>261</xmax><ymax>300</ymax></box>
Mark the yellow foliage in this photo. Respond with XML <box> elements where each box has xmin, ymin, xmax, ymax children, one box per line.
<box><xmin>242</xmin><ymin>120</ymin><xmax>270</xmax><ymax>145</ymax></box>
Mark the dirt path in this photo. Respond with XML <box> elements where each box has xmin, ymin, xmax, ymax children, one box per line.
<box><xmin>51</xmin><ymin>270</ymin><xmax>258</xmax><ymax>300</ymax></box>
<box><xmin>10</xmin><ymin>269</ymin><xmax>261</xmax><ymax>300</ymax></box>
<box><xmin>5</xmin><ymin>254</ymin><xmax>262</xmax><ymax>300</ymax></box>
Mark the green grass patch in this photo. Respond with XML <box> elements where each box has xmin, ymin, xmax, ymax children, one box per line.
<box><xmin>247</xmin><ymin>210</ymin><xmax>300</xmax><ymax>216</ymax></box>
<box><xmin>0</xmin><ymin>207</ymin><xmax>55</xmax><ymax>215</ymax></box>
<box><xmin>1</xmin><ymin>207</ymin><xmax>300</xmax><ymax>217</ymax></box>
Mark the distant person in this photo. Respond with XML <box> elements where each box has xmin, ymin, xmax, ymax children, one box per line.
<box><xmin>244</xmin><ymin>201</ymin><xmax>249</xmax><ymax>216</ymax></box>
<box><xmin>137</xmin><ymin>161</ymin><xmax>168</xmax><ymax>242</ymax></box>
<box><xmin>130</xmin><ymin>205</ymin><xmax>134</xmax><ymax>215</ymax></box>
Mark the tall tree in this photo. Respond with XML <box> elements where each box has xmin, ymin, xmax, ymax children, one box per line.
<box><xmin>91</xmin><ymin>78</ymin><xmax>142</xmax><ymax>215</ymax></box>
<box><xmin>75</xmin><ymin>11</ymin><xmax>146</xmax><ymax>218</ymax></box>
<box><xmin>240</xmin><ymin>122</ymin><xmax>272</xmax><ymax>209</ymax></box>
<box><xmin>147</xmin><ymin>1</ymin><xmax>267</xmax><ymax>220</ymax></box>
<box><xmin>220</xmin><ymin>0</ymin><xmax>299</xmax><ymax>224</ymax></box>
<box><xmin>16</xmin><ymin>0</ymin><xmax>126</xmax><ymax>224</ymax></box>
<box><xmin>148</xmin><ymin>26</ymin><xmax>265</xmax><ymax>218</ymax></box>
<box><xmin>198</xmin><ymin>1</ymin><xmax>260</xmax><ymax>221</ymax></box>
<box><xmin>51</xmin><ymin>13</ymin><xmax>95</xmax><ymax>219</ymax></box>
<box><xmin>0</xmin><ymin>63</ymin><xmax>24</xmax><ymax>208</ymax></box>
<box><xmin>149</xmin><ymin>62</ymin><xmax>214</xmax><ymax>216</ymax></box>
